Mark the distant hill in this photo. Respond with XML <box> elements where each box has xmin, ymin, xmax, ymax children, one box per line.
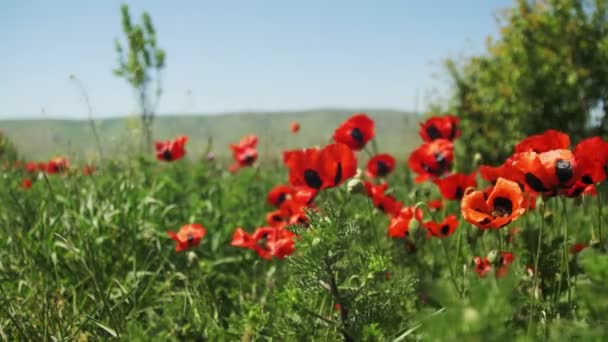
<box><xmin>0</xmin><ymin>109</ymin><xmax>423</xmax><ymax>162</ymax></box>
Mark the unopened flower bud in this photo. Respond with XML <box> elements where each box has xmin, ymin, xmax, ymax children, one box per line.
<box><xmin>486</xmin><ymin>250</ymin><xmax>498</xmax><ymax>264</ymax></box>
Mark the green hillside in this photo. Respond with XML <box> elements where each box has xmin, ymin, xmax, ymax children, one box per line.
<box><xmin>0</xmin><ymin>109</ymin><xmax>422</xmax><ymax>162</ymax></box>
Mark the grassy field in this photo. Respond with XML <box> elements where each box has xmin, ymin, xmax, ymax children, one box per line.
<box><xmin>1</xmin><ymin>114</ymin><xmax>608</xmax><ymax>341</ymax></box>
<box><xmin>0</xmin><ymin>109</ymin><xmax>420</xmax><ymax>161</ymax></box>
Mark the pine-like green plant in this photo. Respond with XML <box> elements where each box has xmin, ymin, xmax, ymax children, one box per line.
<box><xmin>113</xmin><ymin>3</ymin><xmax>165</xmax><ymax>152</ymax></box>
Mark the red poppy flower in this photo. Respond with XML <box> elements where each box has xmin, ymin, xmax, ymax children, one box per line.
<box><xmin>231</xmin><ymin>228</ymin><xmax>257</xmax><ymax>250</ymax></box>
<box><xmin>511</xmin><ymin>149</ymin><xmax>580</xmax><ymax>195</ymax></box>
<box><xmin>229</xmin><ymin>135</ymin><xmax>258</xmax><ymax>172</ymax></box>
<box><xmin>278</xmin><ymin>198</ymin><xmax>312</xmax><ymax>226</ymax></box>
<box><xmin>419</xmin><ymin>114</ymin><xmax>460</xmax><ymax>142</ymax></box>
<box><xmin>290</xmin><ymin>121</ymin><xmax>300</xmax><ymax>133</ymax></box>
<box><xmin>427</xmin><ymin>199</ymin><xmax>443</xmax><ymax>210</ymax></box>
<box><xmin>266</xmin><ymin>210</ymin><xmax>287</xmax><ymax>228</ymax></box>
<box><xmin>167</xmin><ymin>223</ymin><xmax>206</xmax><ymax>252</ymax></box>
<box><xmin>563</xmin><ymin>180</ymin><xmax>597</xmax><ymax>198</ymax></box>
<box><xmin>461</xmin><ymin>177</ymin><xmax>526</xmax><ymax>230</ymax></box>
<box><xmin>333</xmin><ymin>113</ymin><xmax>375</xmax><ymax>150</ymax></box>
<box><xmin>408</xmin><ymin>139</ymin><xmax>454</xmax><ymax>182</ymax></box>
<box><xmin>423</xmin><ymin>214</ymin><xmax>458</xmax><ymax>238</ymax></box>
<box><xmin>283</xmin><ymin>143</ymin><xmax>356</xmax><ymax>190</ymax></box>
<box><xmin>496</xmin><ymin>251</ymin><xmax>515</xmax><ymax>278</ymax></box>
<box><xmin>515</xmin><ymin>129</ymin><xmax>570</xmax><ymax>153</ymax></box>
<box><xmin>46</xmin><ymin>157</ymin><xmax>69</xmax><ymax>174</ymax></box>
<box><xmin>479</xmin><ymin>157</ymin><xmax>524</xmax><ymax>186</ymax></box>
<box><xmin>569</xmin><ymin>243</ymin><xmax>588</xmax><ymax>255</ymax></box>
<box><xmin>364</xmin><ymin>182</ymin><xmax>402</xmax><ymax>216</ymax></box>
<box><xmin>155</xmin><ymin>135</ymin><xmax>188</xmax><ymax>162</ymax></box>
<box><xmin>433</xmin><ymin>172</ymin><xmax>477</xmax><ymax>200</ymax></box>
<box><xmin>388</xmin><ymin>206</ymin><xmax>423</xmax><ymax>238</ymax></box>
<box><xmin>37</xmin><ymin>162</ymin><xmax>47</xmax><ymax>171</ymax></box>
<box><xmin>267</xmin><ymin>184</ymin><xmax>317</xmax><ymax>207</ymax></box>
<box><xmin>21</xmin><ymin>178</ymin><xmax>32</xmax><ymax>189</ymax></box>
<box><xmin>233</xmin><ymin>226</ymin><xmax>295</xmax><ymax>260</ymax></box>
<box><xmin>82</xmin><ymin>165</ymin><xmax>95</xmax><ymax>176</ymax></box>
<box><xmin>267</xmin><ymin>184</ymin><xmax>295</xmax><ymax>207</ymax></box>
<box><xmin>573</xmin><ymin>136</ymin><xmax>608</xmax><ymax>185</ymax></box>
<box><xmin>25</xmin><ymin>162</ymin><xmax>37</xmax><ymax>173</ymax></box>
<box><xmin>473</xmin><ymin>257</ymin><xmax>492</xmax><ymax>278</ymax></box>
<box><xmin>366</xmin><ymin>153</ymin><xmax>396</xmax><ymax>178</ymax></box>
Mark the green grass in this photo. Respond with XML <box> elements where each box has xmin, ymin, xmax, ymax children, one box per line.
<box><xmin>1</xmin><ymin>115</ymin><xmax>608</xmax><ymax>340</ymax></box>
<box><xmin>0</xmin><ymin>109</ymin><xmax>421</xmax><ymax>160</ymax></box>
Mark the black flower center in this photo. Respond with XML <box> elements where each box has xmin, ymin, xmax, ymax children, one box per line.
<box><xmin>351</xmin><ymin>128</ymin><xmax>364</xmax><ymax>145</ymax></box>
<box><xmin>376</xmin><ymin>160</ymin><xmax>390</xmax><ymax>176</ymax></box>
<box><xmin>243</xmin><ymin>154</ymin><xmax>256</xmax><ymax>165</ymax></box>
<box><xmin>492</xmin><ymin>197</ymin><xmax>513</xmax><ymax>217</ymax></box>
<box><xmin>525</xmin><ymin>172</ymin><xmax>548</xmax><ymax>192</ymax></box>
<box><xmin>304</xmin><ymin>169</ymin><xmax>323</xmax><ymax>189</ymax></box>
<box><xmin>455</xmin><ymin>186</ymin><xmax>464</xmax><ymax>199</ymax></box>
<box><xmin>187</xmin><ymin>233</ymin><xmax>194</xmax><ymax>245</ymax></box>
<box><xmin>426</xmin><ymin>125</ymin><xmax>442</xmax><ymax>140</ymax></box>
<box><xmin>272</xmin><ymin>214</ymin><xmax>283</xmax><ymax>222</ymax></box>
<box><xmin>441</xmin><ymin>224</ymin><xmax>450</xmax><ymax>235</ymax></box>
<box><xmin>555</xmin><ymin>159</ymin><xmax>573</xmax><ymax>184</ymax></box>
<box><xmin>449</xmin><ymin>124</ymin><xmax>458</xmax><ymax>140</ymax></box>
<box><xmin>581</xmin><ymin>174</ymin><xmax>594</xmax><ymax>185</ymax></box>
<box><xmin>334</xmin><ymin>163</ymin><xmax>343</xmax><ymax>185</ymax></box>
<box><xmin>162</xmin><ymin>149</ymin><xmax>173</xmax><ymax>161</ymax></box>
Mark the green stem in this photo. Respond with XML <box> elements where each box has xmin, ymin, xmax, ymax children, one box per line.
<box><xmin>598</xmin><ymin>189</ymin><xmax>604</xmax><ymax>247</ymax></box>
<box><xmin>528</xmin><ymin>202</ymin><xmax>545</xmax><ymax>334</ymax></box>
<box><xmin>562</xmin><ymin>198</ymin><xmax>571</xmax><ymax>308</ymax></box>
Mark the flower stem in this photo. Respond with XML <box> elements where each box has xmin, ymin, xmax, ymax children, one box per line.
<box><xmin>528</xmin><ymin>202</ymin><xmax>545</xmax><ymax>334</ymax></box>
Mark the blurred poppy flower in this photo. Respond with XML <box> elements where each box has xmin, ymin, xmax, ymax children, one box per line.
<box><xmin>82</xmin><ymin>165</ymin><xmax>95</xmax><ymax>176</ymax></box>
<box><xmin>573</xmin><ymin>136</ymin><xmax>608</xmax><ymax>185</ymax></box>
<box><xmin>366</xmin><ymin>153</ymin><xmax>396</xmax><ymax>178</ymax></box>
<box><xmin>21</xmin><ymin>178</ymin><xmax>32</xmax><ymax>189</ymax></box>
<box><xmin>495</xmin><ymin>251</ymin><xmax>515</xmax><ymax>278</ymax></box>
<box><xmin>364</xmin><ymin>182</ymin><xmax>402</xmax><ymax>216</ymax></box>
<box><xmin>25</xmin><ymin>162</ymin><xmax>37</xmax><ymax>173</ymax></box>
<box><xmin>37</xmin><ymin>162</ymin><xmax>47</xmax><ymax>171</ymax></box>
<box><xmin>473</xmin><ymin>257</ymin><xmax>492</xmax><ymax>278</ymax></box>
<box><xmin>233</xmin><ymin>226</ymin><xmax>295</xmax><ymax>260</ymax></box>
<box><xmin>511</xmin><ymin>149</ymin><xmax>580</xmax><ymax>195</ymax></box>
<box><xmin>155</xmin><ymin>135</ymin><xmax>188</xmax><ymax>162</ymax></box>
<box><xmin>333</xmin><ymin>113</ymin><xmax>375</xmax><ymax>150</ymax></box>
<box><xmin>266</xmin><ymin>210</ymin><xmax>287</xmax><ymax>228</ymax></box>
<box><xmin>167</xmin><ymin>223</ymin><xmax>206</xmax><ymax>252</ymax></box>
<box><xmin>46</xmin><ymin>157</ymin><xmax>69</xmax><ymax>174</ymax></box>
<box><xmin>434</xmin><ymin>172</ymin><xmax>477</xmax><ymax>200</ymax></box>
<box><xmin>267</xmin><ymin>184</ymin><xmax>294</xmax><ymax>207</ymax></box>
<box><xmin>408</xmin><ymin>139</ymin><xmax>454</xmax><ymax>182</ymax></box>
<box><xmin>290</xmin><ymin>121</ymin><xmax>300</xmax><ymax>133</ymax></box>
<box><xmin>229</xmin><ymin>135</ymin><xmax>258</xmax><ymax>172</ymax></box>
<box><xmin>515</xmin><ymin>129</ymin><xmax>570</xmax><ymax>153</ymax></box>
<box><xmin>388</xmin><ymin>206</ymin><xmax>423</xmax><ymax>238</ymax></box>
<box><xmin>283</xmin><ymin>143</ymin><xmax>356</xmax><ymax>190</ymax></box>
<box><xmin>570</xmin><ymin>243</ymin><xmax>588</xmax><ymax>255</ymax></box>
<box><xmin>479</xmin><ymin>158</ymin><xmax>524</xmax><ymax>186</ymax></box>
<box><xmin>423</xmin><ymin>214</ymin><xmax>458</xmax><ymax>238</ymax></box>
<box><xmin>427</xmin><ymin>199</ymin><xmax>443</xmax><ymax>210</ymax></box>
<box><xmin>461</xmin><ymin>178</ymin><xmax>526</xmax><ymax>230</ymax></box>
<box><xmin>419</xmin><ymin>114</ymin><xmax>460</xmax><ymax>142</ymax></box>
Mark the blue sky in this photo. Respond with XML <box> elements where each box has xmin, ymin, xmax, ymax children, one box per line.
<box><xmin>1</xmin><ymin>0</ymin><xmax>512</xmax><ymax>119</ymax></box>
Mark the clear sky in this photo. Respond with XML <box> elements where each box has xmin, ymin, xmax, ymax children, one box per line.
<box><xmin>1</xmin><ymin>0</ymin><xmax>512</xmax><ymax>119</ymax></box>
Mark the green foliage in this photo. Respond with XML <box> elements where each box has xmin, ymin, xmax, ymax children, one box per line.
<box><xmin>442</xmin><ymin>0</ymin><xmax>608</xmax><ymax>168</ymax></box>
<box><xmin>114</xmin><ymin>3</ymin><xmax>166</xmax><ymax>151</ymax></box>
<box><xmin>0</xmin><ymin>130</ymin><xmax>18</xmax><ymax>162</ymax></box>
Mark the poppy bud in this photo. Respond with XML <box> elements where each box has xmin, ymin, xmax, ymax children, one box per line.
<box><xmin>486</xmin><ymin>250</ymin><xmax>498</xmax><ymax>264</ymax></box>
<box><xmin>347</xmin><ymin>177</ymin><xmax>365</xmax><ymax>194</ymax></box>
<box><xmin>186</xmin><ymin>251</ymin><xmax>198</xmax><ymax>265</ymax></box>
<box><xmin>462</xmin><ymin>307</ymin><xmax>480</xmax><ymax>325</ymax></box>
<box><xmin>473</xmin><ymin>152</ymin><xmax>482</xmax><ymax>166</ymax></box>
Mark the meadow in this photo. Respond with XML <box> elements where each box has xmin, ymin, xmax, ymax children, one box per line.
<box><xmin>1</xmin><ymin>113</ymin><xmax>607</xmax><ymax>341</ymax></box>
